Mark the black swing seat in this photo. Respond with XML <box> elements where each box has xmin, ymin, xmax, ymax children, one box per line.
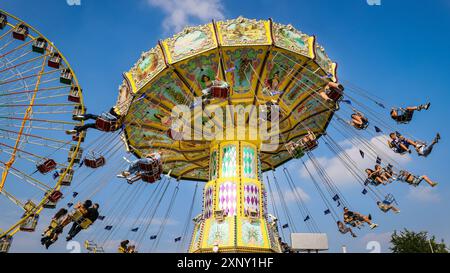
<box><xmin>326</xmin><ymin>85</ymin><xmax>344</xmax><ymax>102</ymax></box>
<box><xmin>36</xmin><ymin>158</ymin><xmax>57</xmax><ymax>174</ymax></box>
<box><xmin>393</xmin><ymin>108</ymin><xmax>413</xmax><ymax>124</ymax></box>
<box><xmin>12</xmin><ymin>24</ymin><xmax>29</xmax><ymax>41</ymax></box>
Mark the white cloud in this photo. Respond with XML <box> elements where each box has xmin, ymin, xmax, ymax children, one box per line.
<box><xmin>147</xmin><ymin>0</ymin><xmax>225</xmax><ymax>33</ymax></box>
<box><xmin>407</xmin><ymin>187</ymin><xmax>440</xmax><ymax>203</ymax></box>
<box><xmin>299</xmin><ymin>135</ymin><xmax>411</xmax><ymax>187</ymax></box>
<box><xmin>284</xmin><ymin>187</ymin><xmax>311</xmax><ymax>203</ymax></box>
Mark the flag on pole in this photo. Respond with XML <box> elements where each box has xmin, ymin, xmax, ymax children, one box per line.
<box><xmin>304</xmin><ymin>216</ymin><xmax>310</xmax><ymax>222</ymax></box>
<box><xmin>375</xmin><ymin>126</ymin><xmax>382</xmax><ymax>133</ymax></box>
<box><xmin>150</xmin><ymin>235</ymin><xmax>157</xmax><ymax>240</ymax></box>
<box><xmin>174</xmin><ymin>237</ymin><xmax>182</xmax><ymax>242</ymax></box>
<box><xmin>282</xmin><ymin>224</ymin><xmax>289</xmax><ymax>229</ymax></box>
<box><xmin>105</xmin><ymin>226</ymin><xmax>113</xmax><ymax>231</ymax></box>
<box><xmin>324</xmin><ymin>209</ymin><xmax>331</xmax><ymax>215</ymax></box>
<box><xmin>131</xmin><ymin>228</ymin><xmax>139</xmax><ymax>232</ymax></box>
<box><xmin>360</xmin><ymin>150</ymin><xmax>365</xmax><ymax>158</ymax></box>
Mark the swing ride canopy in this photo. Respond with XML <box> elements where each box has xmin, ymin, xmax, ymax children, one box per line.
<box><xmin>0</xmin><ymin>9</ymin><xmax>85</xmax><ymax>238</ymax></box>
<box><xmin>119</xmin><ymin>17</ymin><xmax>339</xmax><ymax>181</ymax></box>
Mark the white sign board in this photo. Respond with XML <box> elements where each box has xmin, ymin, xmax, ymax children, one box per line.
<box><xmin>291</xmin><ymin>233</ymin><xmax>329</xmax><ymax>252</ymax></box>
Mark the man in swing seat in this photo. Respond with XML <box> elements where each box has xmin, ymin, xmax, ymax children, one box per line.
<box><xmin>117</xmin><ymin>152</ymin><xmax>162</xmax><ymax>180</ymax></box>
<box><xmin>343</xmin><ymin>207</ymin><xmax>378</xmax><ymax>229</ymax></box>
<box><xmin>377</xmin><ymin>201</ymin><xmax>400</xmax><ymax>214</ymax></box>
<box><xmin>388</xmin><ymin>132</ymin><xmax>417</xmax><ymax>154</ymax></box>
<box><xmin>66</xmin><ymin>106</ymin><xmax>122</xmax><ymax>134</ymax></box>
<box><xmin>397</xmin><ymin>170</ymin><xmax>438</xmax><ymax>187</ymax></box>
<box><xmin>390</xmin><ymin>103</ymin><xmax>430</xmax><ymax>124</ymax></box>
<box><xmin>66</xmin><ymin>203</ymin><xmax>100</xmax><ymax>241</ymax></box>
<box><xmin>349</xmin><ymin>110</ymin><xmax>369</xmax><ymax>130</ymax></box>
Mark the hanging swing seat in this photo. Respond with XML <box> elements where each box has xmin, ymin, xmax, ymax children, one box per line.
<box><xmin>60</xmin><ymin>168</ymin><xmax>74</xmax><ymax>186</ymax></box>
<box><xmin>393</xmin><ymin>108</ymin><xmax>414</xmax><ymax>124</ymax></box>
<box><xmin>60</xmin><ymin>69</ymin><xmax>73</xmax><ymax>85</ymax></box>
<box><xmin>0</xmin><ymin>13</ymin><xmax>7</xmax><ymax>30</ymax></box>
<box><xmin>140</xmin><ymin>172</ymin><xmax>161</xmax><ymax>184</ymax></box>
<box><xmin>95</xmin><ymin>117</ymin><xmax>118</xmax><ymax>132</ymax></box>
<box><xmin>12</xmin><ymin>24</ymin><xmax>29</xmax><ymax>41</ymax></box>
<box><xmin>285</xmin><ymin>142</ymin><xmax>305</xmax><ymax>159</ymax></box>
<box><xmin>32</xmin><ymin>37</ymin><xmax>47</xmax><ymax>54</ymax></box>
<box><xmin>71</xmin><ymin>210</ymin><xmax>93</xmax><ymax>229</ymax></box>
<box><xmin>68</xmin><ymin>86</ymin><xmax>81</xmax><ymax>103</ymax></box>
<box><xmin>298</xmin><ymin>133</ymin><xmax>319</xmax><ymax>152</ymax></box>
<box><xmin>84</xmin><ymin>154</ymin><xmax>106</xmax><ymax>169</ymax></box>
<box><xmin>138</xmin><ymin>157</ymin><xmax>162</xmax><ymax>173</ymax></box>
<box><xmin>382</xmin><ymin>194</ymin><xmax>397</xmax><ymax>206</ymax></box>
<box><xmin>19</xmin><ymin>214</ymin><xmax>39</xmax><ymax>232</ymax></box>
<box><xmin>0</xmin><ymin>236</ymin><xmax>13</xmax><ymax>253</ymax></box>
<box><xmin>211</xmin><ymin>86</ymin><xmax>230</xmax><ymax>99</ymax></box>
<box><xmin>48</xmin><ymin>52</ymin><xmax>62</xmax><ymax>69</ymax></box>
<box><xmin>36</xmin><ymin>158</ymin><xmax>57</xmax><ymax>174</ymax></box>
<box><xmin>325</xmin><ymin>84</ymin><xmax>344</xmax><ymax>102</ymax></box>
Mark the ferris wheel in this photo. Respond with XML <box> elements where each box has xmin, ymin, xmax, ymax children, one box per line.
<box><xmin>0</xmin><ymin>9</ymin><xmax>85</xmax><ymax>251</ymax></box>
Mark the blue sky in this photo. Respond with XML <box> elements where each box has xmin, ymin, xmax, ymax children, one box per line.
<box><xmin>1</xmin><ymin>0</ymin><xmax>450</xmax><ymax>253</ymax></box>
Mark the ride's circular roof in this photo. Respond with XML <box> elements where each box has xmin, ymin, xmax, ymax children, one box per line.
<box><xmin>118</xmin><ymin>17</ymin><xmax>338</xmax><ymax>181</ymax></box>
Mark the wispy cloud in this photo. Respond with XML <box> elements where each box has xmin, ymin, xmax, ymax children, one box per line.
<box><xmin>147</xmin><ymin>0</ymin><xmax>226</xmax><ymax>33</ymax></box>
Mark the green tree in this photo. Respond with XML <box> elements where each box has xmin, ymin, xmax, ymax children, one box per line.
<box><xmin>390</xmin><ymin>229</ymin><xmax>448</xmax><ymax>253</ymax></box>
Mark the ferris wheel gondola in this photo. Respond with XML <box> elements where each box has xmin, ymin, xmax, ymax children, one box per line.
<box><xmin>0</xmin><ymin>9</ymin><xmax>86</xmax><ymax>251</ymax></box>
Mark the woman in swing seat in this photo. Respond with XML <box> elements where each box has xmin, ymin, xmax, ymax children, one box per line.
<box><xmin>365</xmin><ymin>168</ymin><xmax>389</xmax><ymax>186</ymax></box>
<box><xmin>390</xmin><ymin>103</ymin><xmax>430</xmax><ymax>124</ymax></box>
<box><xmin>319</xmin><ymin>82</ymin><xmax>344</xmax><ymax>103</ymax></box>
<box><xmin>349</xmin><ymin>110</ymin><xmax>369</xmax><ymax>130</ymax></box>
<box><xmin>343</xmin><ymin>207</ymin><xmax>378</xmax><ymax>229</ymax></box>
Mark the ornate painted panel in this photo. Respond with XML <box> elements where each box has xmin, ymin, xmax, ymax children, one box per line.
<box><xmin>203</xmin><ymin>185</ymin><xmax>214</xmax><ymax>219</ymax></box>
<box><xmin>243</xmin><ymin>183</ymin><xmax>260</xmax><ymax>216</ymax></box>
<box><xmin>217</xmin><ymin>17</ymin><xmax>271</xmax><ymax>46</ymax></box>
<box><xmin>221</xmin><ymin>145</ymin><xmax>237</xmax><ymax>178</ymax></box>
<box><xmin>242</xmin><ymin>146</ymin><xmax>256</xmax><ymax>178</ymax></box>
<box><xmin>218</xmin><ymin>182</ymin><xmax>237</xmax><ymax>216</ymax></box>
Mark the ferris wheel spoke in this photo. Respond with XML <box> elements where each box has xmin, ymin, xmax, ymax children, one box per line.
<box><xmin>0</xmin><ymin>37</ymin><xmax>34</xmax><ymax>59</ymax></box>
<box><xmin>0</xmin><ymin>115</ymin><xmax>79</xmax><ymax>125</ymax></box>
<box><xmin>0</xmin><ymin>123</ymin><xmax>69</xmax><ymax>132</ymax></box>
<box><xmin>0</xmin><ymin>161</ymin><xmax>52</xmax><ymax>193</ymax></box>
<box><xmin>0</xmin><ymin>189</ymin><xmax>25</xmax><ymax>209</ymax></box>
<box><xmin>0</xmin><ymin>85</ymin><xmax>67</xmax><ymax>97</ymax></box>
<box><xmin>0</xmin><ymin>67</ymin><xmax>61</xmax><ymax>86</ymax></box>
<box><xmin>1</xmin><ymin>64</ymin><xmax>43</xmax><ymax>82</ymax></box>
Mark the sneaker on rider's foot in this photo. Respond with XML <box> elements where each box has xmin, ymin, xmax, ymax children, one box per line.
<box><xmin>369</xmin><ymin>223</ymin><xmax>378</xmax><ymax>229</ymax></box>
<box><xmin>423</xmin><ymin>102</ymin><xmax>431</xmax><ymax>110</ymax></box>
<box><xmin>65</xmin><ymin>130</ymin><xmax>77</xmax><ymax>135</ymax></box>
<box><xmin>431</xmin><ymin>182</ymin><xmax>438</xmax><ymax>187</ymax></box>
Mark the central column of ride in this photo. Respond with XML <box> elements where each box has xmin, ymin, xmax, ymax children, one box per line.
<box><xmin>189</xmin><ymin>140</ymin><xmax>282</xmax><ymax>253</ymax></box>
